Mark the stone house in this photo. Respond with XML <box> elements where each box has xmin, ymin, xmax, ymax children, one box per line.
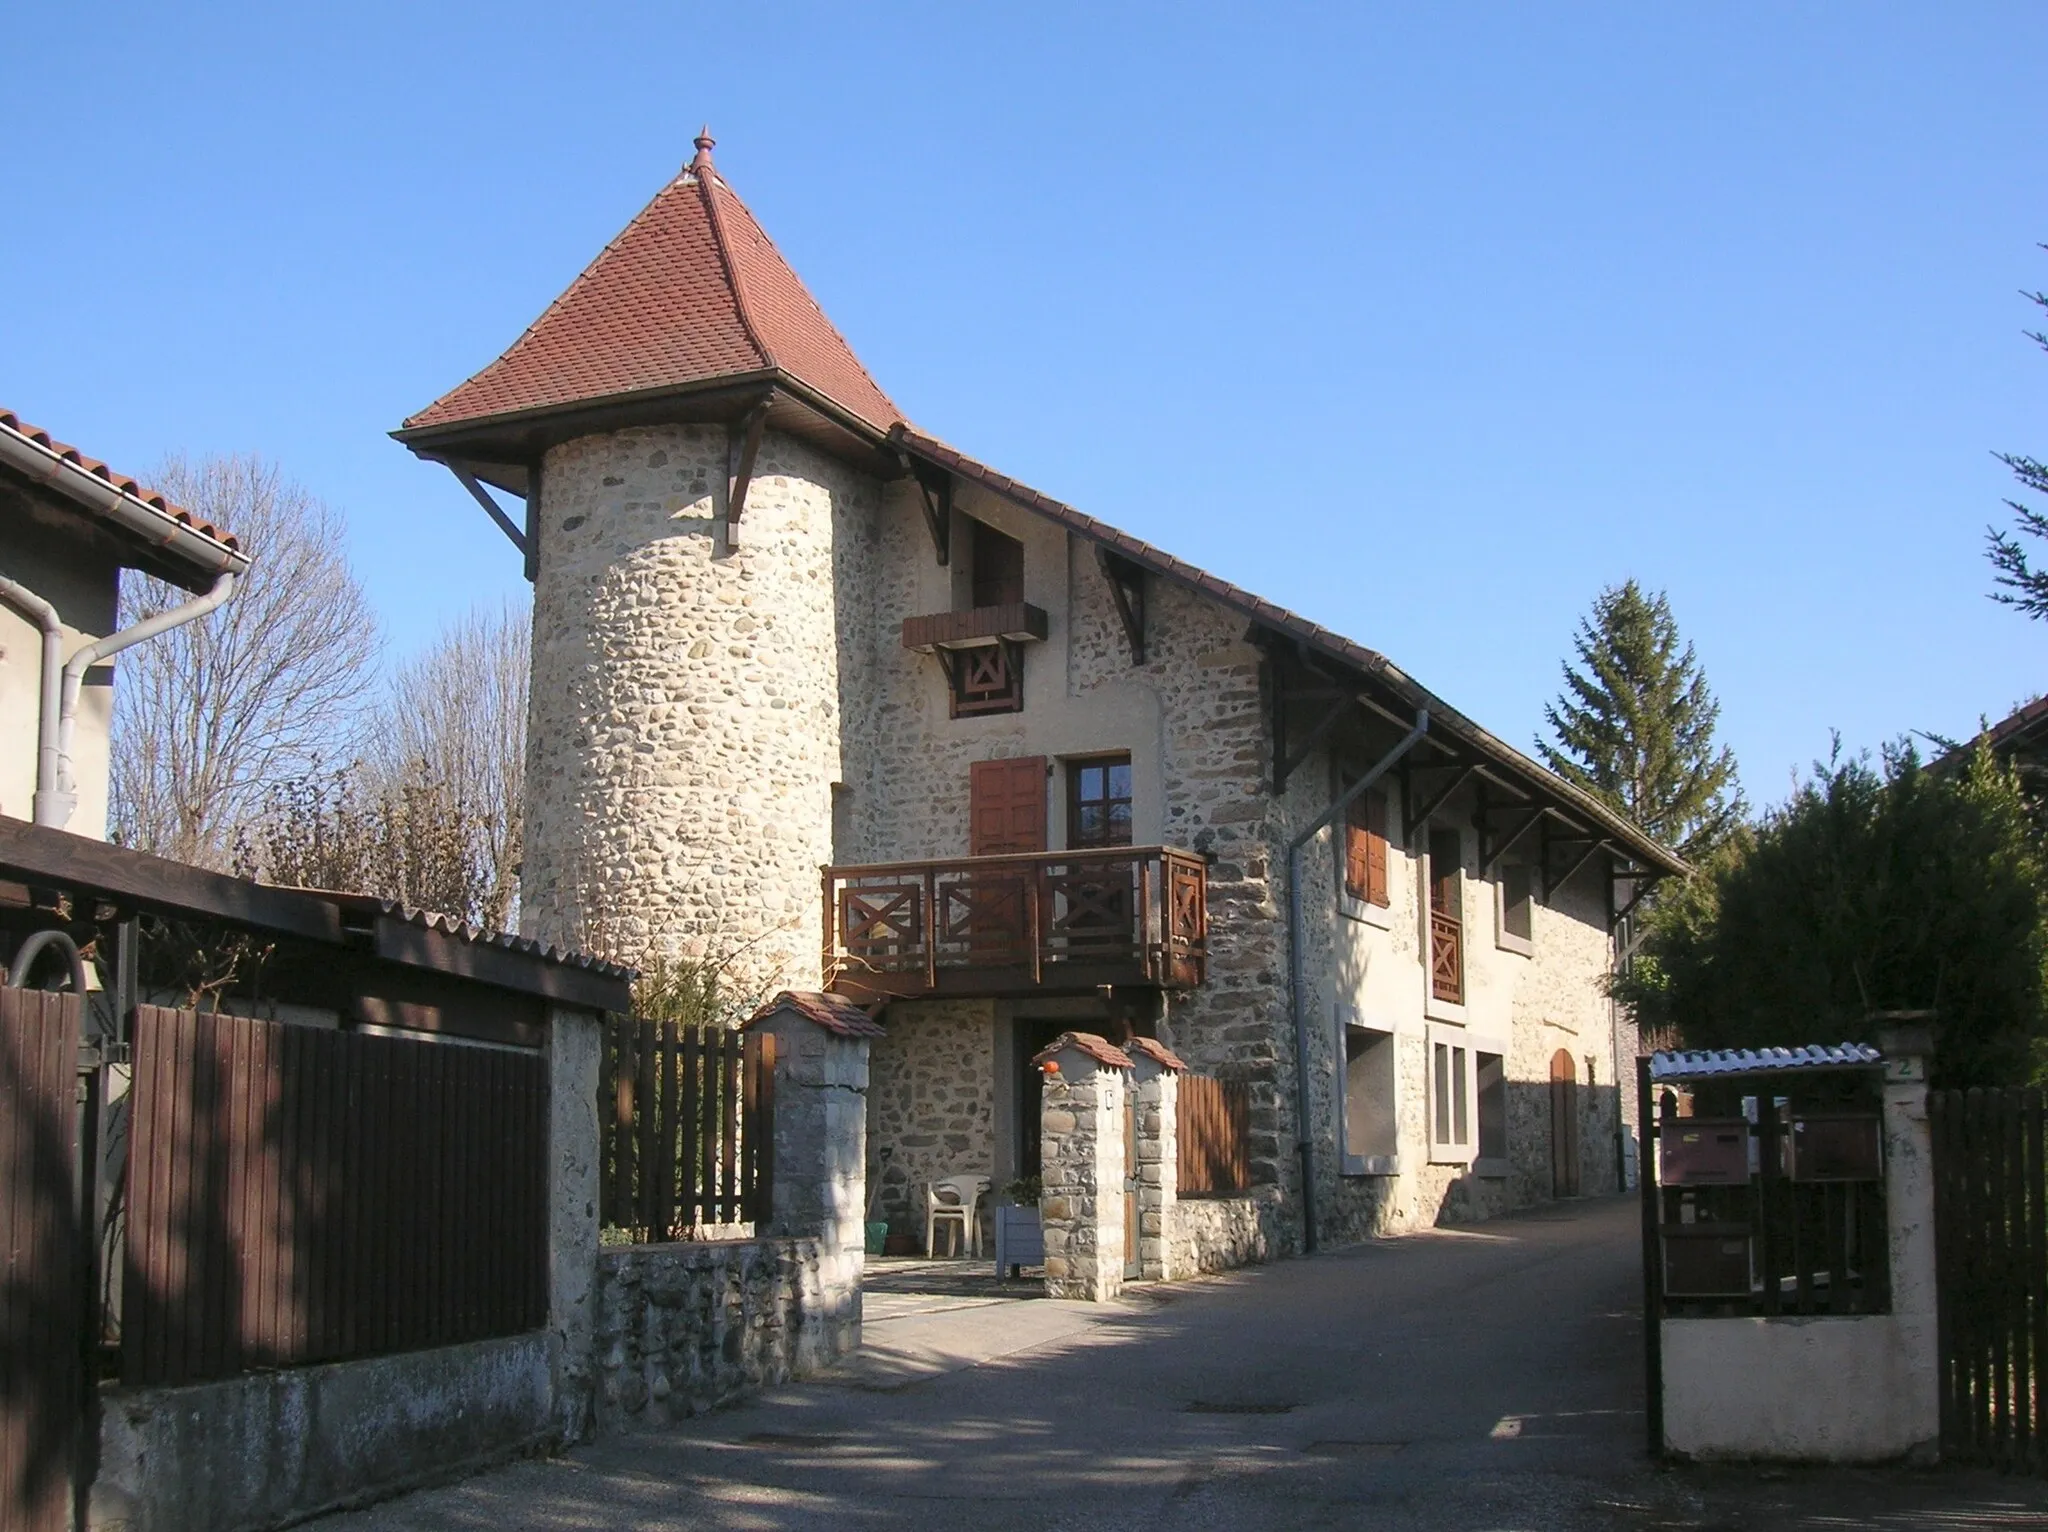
<box><xmin>0</xmin><ymin>408</ymin><xmax>248</xmax><ymax>839</ymax></box>
<box><xmin>395</xmin><ymin>131</ymin><xmax>1687</xmax><ymax>1259</ymax></box>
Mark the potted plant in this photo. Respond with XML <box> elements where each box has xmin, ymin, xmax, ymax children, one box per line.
<box><xmin>993</xmin><ymin>1176</ymin><xmax>1043</xmax><ymax>1278</ymax></box>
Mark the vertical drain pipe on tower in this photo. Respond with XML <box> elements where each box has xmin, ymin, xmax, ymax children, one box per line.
<box><xmin>1286</xmin><ymin>707</ymin><xmax>1429</xmax><ymax>1255</ymax></box>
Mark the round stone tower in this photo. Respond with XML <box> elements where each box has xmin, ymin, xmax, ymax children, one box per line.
<box><xmin>394</xmin><ymin>130</ymin><xmax>900</xmax><ymax>989</ymax></box>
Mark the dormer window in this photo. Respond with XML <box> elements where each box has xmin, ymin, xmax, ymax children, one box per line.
<box><xmin>900</xmin><ymin>515</ymin><xmax>1046</xmax><ymax>721</ymax></box>
<box><xmin>970</xmin><ymin>520</ymin><xmax>1025</xmax><ymax>608</ymax></box>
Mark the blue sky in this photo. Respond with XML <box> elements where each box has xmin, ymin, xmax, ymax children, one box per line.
<box><xmin>4</xmin><ymin>4</ymin><xmax>2045</xmax><ymax>803</ymax></box>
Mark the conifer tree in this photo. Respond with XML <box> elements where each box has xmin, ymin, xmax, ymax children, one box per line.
<box><xmin>1539</xmin><ymin>580</ymin><xmax>1743</xmax><ymax>861</ymax></box>
<box><xmin>1985</xmin><ymin>262</ymin><xmax>2048</xmax><ymax>617</ymax></box>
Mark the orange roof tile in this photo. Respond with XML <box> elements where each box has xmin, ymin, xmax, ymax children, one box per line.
<box><xmin>406</xmin><ymin>131</ymin><xmax>900</xmax><ymax>436</ymax></box>
<box><xmin>745</xmin><ymin>990</ymin><xmax>887</xmax><ymax>1038</ymax></box>
<box><xmin>0</xmin><ymin>406</ymin><xmax>242</xmax><ymax>553</ymax></box>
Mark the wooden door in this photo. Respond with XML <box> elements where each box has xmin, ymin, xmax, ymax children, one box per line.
<box><xmin>1550</xmin><ymin>1049</ymin><xmax>1581</xmax><ymax>1198</ymax></box>
<box><xmin>966</xmin><ymin>759</ymin><xmax>1046</xmax><ymax>960</ymax></box>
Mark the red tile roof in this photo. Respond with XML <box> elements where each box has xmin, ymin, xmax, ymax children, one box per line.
<box><xmin>745</xmin><ymin>990</ymin><xmax>887</xmax><ymax>1038</ymax></box>
<box><xmin>0</xmin><ymin>406</ymin><xmax>242</xmax><ymax>553</ymax></box>
<box><xmin>406</xmin><ymin>132</ymin><xmax>900</xmax><ymax>436</ymax></box>
<box><xmin>1127</xmin><ymin>1036</ymin><xmax>1188</xmax><ymax>1073</ymax></box>
<box><xmin>1031</xmin><ymin>1031</ymin><xmax>1134</xmax><ymax>1071</ymax></box>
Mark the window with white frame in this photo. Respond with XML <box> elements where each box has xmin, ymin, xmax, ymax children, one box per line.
<box><xmin>1429</xmin><ymin>1028</ymin><xmax>1471</xmax><ymax>1162</ymax></box>
<box><xmin>1496</xmin><ymin>862</ymin><xmax>1535</xmax><ymax>957</ymax></box>
<box><xmin>1340</xmin><ymin>1017</ymin><xmax>1397</xmax><ymax>1174</ymax></box>
<box><xmin>1475</xmin><ymin>1051</ymin><xmax>1508</xmax><ymax>1169</ymax></box>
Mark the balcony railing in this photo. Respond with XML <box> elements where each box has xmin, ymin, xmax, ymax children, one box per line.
<box><xmin>1430</xmin><ymin>910</ymin><xmax>1464</xmax><ymax>1004</ymax></box>
<box><xmin>823</xmin><ymin>846</ymin><xmax>1208</xmax><ymax>1002</ymax></box>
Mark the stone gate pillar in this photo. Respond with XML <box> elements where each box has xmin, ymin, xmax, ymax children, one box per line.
<box><xmin>744</xmin><ymin>991</ymin><xmax>883</xmax><ymax>1361</ymax></box>
<box><xmin>1878</xmin><ymin>1018</ymin><xmax>1939</xmax><ymax>1457</ymax></box>
<box><xmin>1128</xmin><ymin>1038</ymin><xmax>1186</xmax><ymax>1282</ymax></box>
<box><xmin>1035</xmin><ymin>1032</ymin><xmax>1132</xmax><ymax>1302</ymax></box>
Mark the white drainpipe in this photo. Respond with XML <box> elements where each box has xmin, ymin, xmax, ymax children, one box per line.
<box><xmin>46</xmin><ymin>572</ymin><xmax>237</xmax><ymax>829</ymax></box>
<box><xmin>0</xmin><ymin>571</ymin><xmax>64</xmax><ymax>823</ymax></box>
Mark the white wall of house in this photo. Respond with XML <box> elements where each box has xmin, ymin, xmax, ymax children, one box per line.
<box><xmin>0</xmin><ymin>513</ymin><xmax>118</xmax><ymax>838</ymax></box>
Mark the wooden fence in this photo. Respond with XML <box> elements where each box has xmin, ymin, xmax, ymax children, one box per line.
<box><xmin>598</xmin><ymin>1020</ymin><xmax>775</xmax><ymax>1242</ymax></box>
<box><xmin>122</xmin><ymin>1005</ymin><xmax>549</xmax><ymax>1387</ymax></box>
<box><xmin>1</xmin><ymin>989</ymin><xmax>85</xmax><ymax>1532</ymax></box>
<box><xmin>1933</xmin><ymin>1086</ymin><xmax>2048</xmax><ymax>1472</ymax></box>
<box><xmin>1178</xmin><ymin>1074</ymin><xmax>1250</xmax><ymax>1197</ymax></box>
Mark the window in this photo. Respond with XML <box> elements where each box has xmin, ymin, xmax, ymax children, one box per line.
<box><xmin>1497</xmin><ymin>863</ymin><xmax>1534</xmax><ymax>956</ymax></box>
<box><xmin>1428</xmin><ymin>829</ymin><xmax>1464</xmax><ymax>1006</ymax></box>
<box><xmin>970</xmin><ymin>520</ymin><xmax>1025</xmax><ymax>608</ymax></box>
<box><xmin>1342</xmin><ymin>789</ymin><xmax>1391</xmax><ymax>909</ymax></box>
<box><xmin>1341</xmin><ymin>1021</ymin><xmax>1398</xmax><ymax>1173</ymax></box>
<box><xmin>1476</xmin><ymin>1052</ymin><xmax>1507</xmax><ymax>1163</ymax></box>
<box><xmin>1431</xmin><ymin>1035</ymin><xmax>1470</xmax><ymax>1159</ymax></box>
<box><xmin>1068</xmin><ymin>756</ymin><xmax>1133</xmax><ymax>849</ymax></box>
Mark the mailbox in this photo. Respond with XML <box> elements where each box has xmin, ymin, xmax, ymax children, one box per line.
<box><xmin>1787</xmin><ymin>1113</ymin><xmax>1882</xmax><ymax>1182</ymax></box>
<box><xmin>1662</xmin><ymin>1223</ymin><xmax>1754</xmax><ymax>1298</ymax></box>
<box><xmin>1658</xmin><ymin>1118</ymin><xmax>1751</xmax><ymax>1186</ymax></box>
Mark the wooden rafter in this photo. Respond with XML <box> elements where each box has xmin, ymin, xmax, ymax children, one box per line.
<box><xmin>1271</xmin><ymin>682</ymin><xmax>1352</xmax><ymax>795</ymax></box>
<box><xmin>1547</xmin><ymin>835</ymin><xmax>1611</xmax><ymax>901</ymax></box>
<box><xmin>897</xmin><ymin>451</ymin><xmax>952</xmax><ymax>565</ymax></box>
<box><xmin>449</xmin><ymin>466</ymin><xmax>528</xmax><ymax>559</ymax></box>
<box><xmin>1480</xmin><ymin>803</ymin><xmax>1545</xmax><ymax>874</ymax></box>
<box><xmin>1403</xmin><ymin>762</ymin><xmax>1476</xmax><ymax>842</ymax></box>
<box><xmin>1096</xmin><ymin>545</ymin><xmax>1147</xmax><ymax>665</ymax></box>
<box><xmin>725</xmin><ymin>395</ymin><xmax>772</xmax><ymax>536</ymax></box>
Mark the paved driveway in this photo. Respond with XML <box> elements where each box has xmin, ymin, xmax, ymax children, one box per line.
<box><xmin>318</xmin><ymin>1197</ymin><xmax>2048</xmax><ymax>1530</ymax></box>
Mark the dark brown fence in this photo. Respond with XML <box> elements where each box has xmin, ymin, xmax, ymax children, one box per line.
<box><xmin>1933</xmin><ymin>1087</ymin><xmax>2048</xmax><ymax>1472</ymax></box>
<box><xmin>122</xmin><ymin>1005</ymin><xmax>548</xmax><ymax>1388</ymax></box>
<box><xmin>1178</xmin><ymin>1074</ymin><xmax>1250</xmax><ymax>1197</ymax></box>
<box><xmin>598</xmin><ymin>1020</ymin><xmax>775</xmax><ymax>1241</ymax></box>
<box><xmin>1</xmin><ymin>990</ymin><xmax>85</xmax><ymax>1532</ymax></box>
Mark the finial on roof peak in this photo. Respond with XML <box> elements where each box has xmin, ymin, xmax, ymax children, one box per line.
<box><xmin>691</xmin><ymin>126</ymin><xmax>716</xmax><ymax>171</ymax></box>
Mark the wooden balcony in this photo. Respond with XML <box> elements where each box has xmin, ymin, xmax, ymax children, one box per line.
<box><xmin>1430</xmin><ymin>910</ymin><xmax>1464</xmax><ymax>1004</ymax></box>
<box><xmin>823</xmin><ymin>846</ymin><xmax>1208</xmax><ymax>1003</ymax></box>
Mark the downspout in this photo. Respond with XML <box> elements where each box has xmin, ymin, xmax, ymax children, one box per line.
<box><xmin>48</xmin><ymin>572</ymin><xmax>237</xmax><ymax>830</ymax></box>
<box><xmin>1286</xmin><ymin>706</ymin><xmax>1428</xmax><ymax>1254</ymax></box>
<box><xmin>0</xmin><ymin>571</ymin><xmax>64</xmax><ymax>825</ymax></box>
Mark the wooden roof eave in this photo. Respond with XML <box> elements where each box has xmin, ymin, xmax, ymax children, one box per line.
<box><xmin>890</xmin><ymin>425</ymin><xmax>1689</xmax><ymax>881</ymax></box>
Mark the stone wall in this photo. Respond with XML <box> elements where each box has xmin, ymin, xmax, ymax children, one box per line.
<box><xmin>1039</xmin><ymin>1048</ymin><xmax>1126</xmax><ymax>1301</ymax></box>
<box><xmin>865</xmin><ymin>998</ymin><xmax>995</xmax><ymax>1235</ymax></box>
<box><xmin>1168</xmin><ymin>1192</ymin><xmax>1279</xmax><ymax>1279</ymax></box>
<box><xmin>521</xmin><ymin>424</ymin><xmax>877</xmax><ymax>990</ymax></box>
<box><xmin>591</xmin><ymin>1238</ymin><xmax>855</xmax><ymax>1433</ymax></box>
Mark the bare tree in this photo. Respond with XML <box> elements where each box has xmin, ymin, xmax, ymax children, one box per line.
<box><xmin>367</xmin><ymin>602</ymin><xmax>530</xmax><ymax>929</ymax></box>
<box><xmin>111</xmin><ymin>455</ymin><xmax>379</xmax><ymax>866</ymax></box>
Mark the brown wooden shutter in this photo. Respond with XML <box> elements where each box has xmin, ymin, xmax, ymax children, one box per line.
<box><xmin>970</xmin><ymin>757</ymin><xmax>1047</xmax><ymax>855</ymax></box>
<box><xmin>1365</xmin><ymin>790</ymin><xmax>1390</xmax><ymax>907</ymax></box>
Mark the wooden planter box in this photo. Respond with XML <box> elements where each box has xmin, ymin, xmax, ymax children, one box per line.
<box><xmin>993</xmin><ymin>1202</ymin><xmax>1043</xmax><ymax>1278</ymax></box>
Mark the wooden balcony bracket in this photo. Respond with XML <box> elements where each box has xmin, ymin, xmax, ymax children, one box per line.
<box><xmin>1543</xmin><ymin>829</ymin><xmax>1611</xmax><ymax>901</ymax></box>
<box><xmin>1476</xmin><ymin>782</ymin><xmax>1545</xmax><ymax>874</ymax></box>
<box><xmin>449</xmin><ymin>465</ymin><xmax>528</xmax><ymax>561</ymax></box>
<box><xmin>723</xmin><ymin>394</ymin><xmax>773</xmax><ymax>540</ymax></box>
<box><xmin>1402</xmin><ymin>760</ymin><xmax>1477</xmax><ymax>843</ymax></box>
<box><xmin>1609</xmin><ymin>862</ymin><xmax>1661</xmax><ymax>937</ymax></box>
<box><xmin>1095</xmin><ymin>546</ymin><xmax>1148</xmax><ymax>665</ymax></box>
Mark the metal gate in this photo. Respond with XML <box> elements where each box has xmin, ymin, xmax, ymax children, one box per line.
<box><xmin>1931</xmin><ymin>1086</ymin><xmax>2048</xmax><ymax>1472</ymax></box>
<box><xmin>0</xmin><ymin>990</ymin><xmax>86</xmax><ymax>1532</ymax></box>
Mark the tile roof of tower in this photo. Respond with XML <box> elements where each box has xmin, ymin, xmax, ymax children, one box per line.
<box><xmin>404</xmin><ymin>130</ymin><xmax>900</xmax><ymax>437</ymax></box>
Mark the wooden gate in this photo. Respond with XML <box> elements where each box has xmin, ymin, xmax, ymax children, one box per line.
<box><xmin>1550</xmin><ymin>1049</ymin><xmax>1581</xmax><ymax>1198</ymax></box>
<box><xmin>1932</xmin><ymin>1086</ymin><xmax>2048</xmax><ymax>1472</ymax></box>
<box><xmin>0</xmin><ymin>990</ymin><xmax>85</xmax><ymax>1532</ymax></box>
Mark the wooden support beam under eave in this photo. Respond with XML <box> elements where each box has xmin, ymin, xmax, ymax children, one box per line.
<box><xmin>724</xmin><ymin>397</ymin><xmax>772</xmax><ymax>543</ymax></box>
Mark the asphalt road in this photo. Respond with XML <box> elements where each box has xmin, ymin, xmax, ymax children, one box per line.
<box><xmin>317</xmin><ymin>1197</ymin><xmax>2048</xmax><ymax>1531</ymax></box>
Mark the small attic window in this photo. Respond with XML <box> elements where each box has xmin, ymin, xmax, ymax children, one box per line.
<box><xmin>970</xmin><ymin>520</ymin><xmax>1025</xmax><ymax>608</ymax></box>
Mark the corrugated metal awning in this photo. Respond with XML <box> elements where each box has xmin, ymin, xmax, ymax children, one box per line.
<box><xmin>1649</xmin><ymin>1043</ymin><xmax>1883</xmax><ymax>1083</ymax></box>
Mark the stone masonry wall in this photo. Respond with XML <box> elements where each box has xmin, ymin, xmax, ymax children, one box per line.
<box><xmin>592</xmin><ymin>1238</ymin><xmax>854</xmax><ymax>1433</ymax></box>
<box><xmin>1040</xmin><ymin>1057</ymin><xmax>1126</xmax><ymax>1301</ymax></box>
<box><xmin>1168</xmin><ymin>1193</ymin><xmax>1279</xmax><ymax>1279</ymax></box>
<box><xmin>522</xmin><ymin>424</ymin><xmax>877</xmax><ymax>989</ymax></box>
<box><xmin>864</xmin><ymin>999</ymin><xmax>995</xmax><ymax>1238</ymax></box>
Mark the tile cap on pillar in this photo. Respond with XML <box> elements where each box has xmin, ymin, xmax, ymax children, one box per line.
<box><xmin>744</xmin><ymin>990</ymin><xmax>887</xmax><ymax>1038</ymax></box>
<box><xmin>1126</xmin><ymin>1036</ymin><xmax>1187</xmax><ymax>1073</ymax></box>
<box><xmin>1030</xmin><ymin>1031</ymin><xmax>1133</xmax><ymax>1073</ymax></box>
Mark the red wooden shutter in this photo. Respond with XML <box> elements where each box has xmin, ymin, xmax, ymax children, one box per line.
<box><xmin>970</xmin><ymin>757</ymin><xmax>1047</xmax><ymax>855</ymax></box>
<box><xmin>1364</xmin><ymin>791</ymin><xmax>1390</xmax><ymax>907</ymax></box>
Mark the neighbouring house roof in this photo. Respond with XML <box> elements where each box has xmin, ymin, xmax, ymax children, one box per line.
<box><xmin>0</xmin><ymin>816</ymin><xmax>633</xmax><ymax>1014</ymax></box>
<box><xmin>1032</xmin><ymin>1031</ymin><xmax>1134</xmax><ymax>1071</ymax></box>
<box><xmin>744</xmin><ymin>989</ymin><xmax>887</xmax><ymax>1037</ymax></box>
<box><xmin>1932</xmin><ymin>694</ymin><xmax>2048</xmax><ymax>785</ymax></box>
<box><xmin>0</xmin><ymin>407</ymin><xmax>250</xmax><ymax>590</ymax></box>
<box><xmin>402</xmin><ymin>131</ymin><xmax>900</xmax><ymax>442</ymax></box>
<box><xmin>1649</xmin><ymin>1044</ymin><xmax>1883</xmax><ymax>1083</ymax></box>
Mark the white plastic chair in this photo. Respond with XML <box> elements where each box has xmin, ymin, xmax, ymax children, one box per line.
<box><xmin>924</xmin><ymin>1175</ymin><xmax>990</xmax><ymax>1258</ymax></box>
